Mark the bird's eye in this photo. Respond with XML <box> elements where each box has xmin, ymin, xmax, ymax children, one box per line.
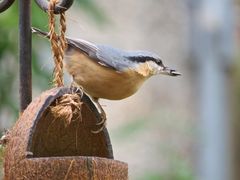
<box><xmin>156</xmin><ymin>59</ymin><xmax>163</xmax><ymax>66</ymax></box>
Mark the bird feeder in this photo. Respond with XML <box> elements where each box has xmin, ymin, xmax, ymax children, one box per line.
<box><xmin>0</xmin><ymin>0</ymin><xmax>128</xmax><ymax>179</ymax></box>
<box><xmin>4</xmin><ymin>87</ymin><xmax>127</xmax><ymax>179</ymax></box>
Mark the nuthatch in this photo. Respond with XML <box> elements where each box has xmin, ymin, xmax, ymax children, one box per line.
<box><xmin>32</xmin><ymin>27</ymin><xmax>181</xmax><ymax>132</ymax></box>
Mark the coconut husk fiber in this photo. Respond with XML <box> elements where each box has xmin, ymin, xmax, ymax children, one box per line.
<box><xmin>4</xmin><ymin>87</ymin><xmax>128</xmax><ymax>179</ymax></box>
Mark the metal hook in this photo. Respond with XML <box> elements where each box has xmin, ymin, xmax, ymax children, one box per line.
<box><xmin>0</xmin><ymin>0</ymin><xmax>15</xmax><ymax>13</ymax></box>
<box><xmin>35</xmin><ymin>0</ymin><xmax>74</xmax><ymax>14</ymax></box>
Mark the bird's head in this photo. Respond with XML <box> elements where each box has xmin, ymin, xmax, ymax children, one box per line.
<box><xmin>126</xmin><ymin>51</ymin><xmax>181</xmax><ymax>77</ymax></box>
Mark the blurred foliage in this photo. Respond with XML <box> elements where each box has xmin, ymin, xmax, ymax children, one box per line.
<box><xmin>0</xmin><ymin>3</ymin><xmax>19</xmax><ymax>117</ymax></box>
<box><xmin>0</xmin><ymin>0</ymin><xmax>107</xmax><ymax>128</ymax></box>
<box><xmin>76</xmin><ymin>0</ymin><xmax>109</xmax><ymax>25</ymax></box>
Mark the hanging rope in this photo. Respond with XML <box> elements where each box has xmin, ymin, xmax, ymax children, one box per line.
<box><xmin>48</xmin><ymin>0</ymin><xmax>67</xmax><ymax>87</ymax></box>
<box><xmin>46</xmin><ymin>0</ymin><xmax>82</xmax><ymax>126</ymax></box>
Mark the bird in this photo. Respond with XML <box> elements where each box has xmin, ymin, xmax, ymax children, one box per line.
<box><xmin>32</xmin><ymin>27</ymin><xmax>181</xmax><ymax>132</ymax></box>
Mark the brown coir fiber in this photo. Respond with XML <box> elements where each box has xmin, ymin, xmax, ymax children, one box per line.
<box><xmin>49</xmin><ymin>93</ymin><xmax>83</xmax><ymax>126</ymax></box>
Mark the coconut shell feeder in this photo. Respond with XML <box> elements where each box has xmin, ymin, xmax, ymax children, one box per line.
<box><xmin>1</xmin><ymin>0</ymin><xmax>128</xmax><ymax>179</ymax></box>
<box><xmin>4</xmin><ymin>87</ymin><xmax>127</xmax><ymax>179</ymax></box>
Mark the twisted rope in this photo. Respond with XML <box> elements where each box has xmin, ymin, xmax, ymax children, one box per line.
<box><xmin>60</xmin><ymin>13</ymin><xmax>67</xmax><ymax>51</ymax></box>
<box><xmin>47</xmin><ymin>1</ymin><xmax>83</xmax><ymax>127</ymax></box>
<box><xmin>48</xmin><ymin>0</ymin><xmax>67</xmax><ymax>87</ymax></box>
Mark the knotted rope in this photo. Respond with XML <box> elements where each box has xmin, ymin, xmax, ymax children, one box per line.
<box><xmin>48</xmin><ymin>0</ymin><xmax>67</xmax><ymax>87</ymax></box>
<box><xmin>47</xmin><ymin>0</ymin><xmax>82</xmax><ymax>126</ymax></box>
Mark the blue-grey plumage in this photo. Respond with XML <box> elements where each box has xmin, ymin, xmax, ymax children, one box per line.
<box><xmin>32</xmin><ymin>27</ymin><xmax>181</xmax><ymax>100</ymax></box>
<box><xmin>68</xmin><ymin>40</ymin><xmax>178</xmax><ymax>74</ymax></box>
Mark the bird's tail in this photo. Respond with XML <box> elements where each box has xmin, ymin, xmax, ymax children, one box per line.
<box><xmin>31</xmin><ymin>27</ymin><xmax>50</xmax><ymax>38</ymax></box>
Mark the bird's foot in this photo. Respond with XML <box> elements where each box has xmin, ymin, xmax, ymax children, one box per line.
<box><xmin>91</xmin><ymin>98</ymin><xmax>107</xmax><ymax>133</ymax></box>
<box><xmin>96</xmin><ymin>110</ymin><xmax>106</xmax><ymax>125</ymax></box>
<box><xmin>91</xmin><ymin>110</ymin><xmax>107</xmax><ymax>133</ymax></box>
<box><xmin>91</xmin><ymin>124</ymin><xmax>105</xmax><ymax>134</ymax></box>
<box><xmin>70</xmin><ymin>82</ymin><xmax>84</xmax><ymax>98</ymax></box>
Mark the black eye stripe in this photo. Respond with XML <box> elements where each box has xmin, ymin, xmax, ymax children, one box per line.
<box><xmin>127</xmin><ymin>56</ymin><xmax>163</xmax><ymax>66</ymax></box>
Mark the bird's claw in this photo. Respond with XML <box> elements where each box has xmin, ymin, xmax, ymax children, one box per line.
<box><xmin>70</xmin><ymin>81</ymin><xmax>84</xmax><ymax>98</ymax></box>
<box><xmin>91</xmin><ymin>124</ymin><xmax>105</xmax><ymax>134</ymax></box>
<box><xmin>89</xmin><ymin>98</ymin><xmax>107</xmax><ymax>133</ymax></box>
<box><xmin>91</xmin><ymin>110</ymin><xmax>106</xmax><ymax>133</ymax></box>
<box><xmin>96</xmin><ymin>111</ymin><xmax>106</xmax><ymax>125</ymax></box>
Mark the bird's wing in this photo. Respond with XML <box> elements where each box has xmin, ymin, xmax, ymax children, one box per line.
<box><xmin>67</xmin><ymin>39</ymin><xmax>131</xmax><ymax>71</ymax></box>
<box><xmin>31</xmin><ymin>27</ymin><xmax>131</xmax><ymax>71</ymax></box>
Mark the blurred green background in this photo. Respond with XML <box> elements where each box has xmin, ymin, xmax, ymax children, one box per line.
<box><xmin>0</xmin><ymin>0</ymin><xmax>107</xmax><ymax>123</ymax></box>
<box><xmin>0</xmin><ymin>0</ymin><xmax>240</xmax><ymax>180</ymax></box>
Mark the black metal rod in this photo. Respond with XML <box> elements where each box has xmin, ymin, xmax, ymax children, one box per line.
<box><xmin>19</xmin><ymin>0</ymin><xmax>32</xmax><ymax>112</ymax></box>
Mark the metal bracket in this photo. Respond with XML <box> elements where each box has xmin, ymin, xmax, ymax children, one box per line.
<box><xmin>0</xmin><ymin>0</ymin><xmax>15</xmax><ymax>13</ymax></box>
<box><xmin>35</xmin><ymin>0</ymin><xmax>74</xmax><ymax>14</ymax></box>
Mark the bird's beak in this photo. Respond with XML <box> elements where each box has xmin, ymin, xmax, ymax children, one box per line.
<box><xmin>159</xmin><ymin>67</ymin><xmax>181</xmax><ymax>76</ymax></box>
